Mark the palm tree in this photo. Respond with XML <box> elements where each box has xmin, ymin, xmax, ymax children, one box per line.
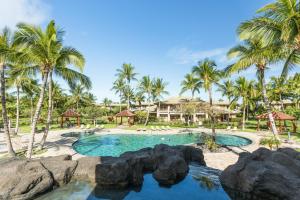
<box><xmin>238</xmin><ymin>0</ymin><xmax>300</xmax><ymax>78</ymax></box>
<box><xmin>122</xmin><ymin>85</ymin><xmax>135</xmax><ymax>109</ymax></box>
<box><xmin>233</xmin><ymin>77</ymin><xmax>256</xmax><ymax>130</ymax></box>
<box><xmin>112</xmin><ymin>78</ymin><xmax>125</xmax><ymax>112</ymax></box>
<box><xmin>68</xmin><ymin>84</ymin><xmax>88</xmax><ymax>110</ymax></box>
<box><xmin>14</xmin><ymin>21</ymin><xmax>88</xmax><ymax>157</ymax></box>
<box><xmin>192</xmin><ymin>58</ymin><xmax>221</xmax><ymax>140</ymax></box>
<box><xmin>180</xmin><ymin>73</ymin><xmax>202</xmax><ymax>98</ymax></box>
<box><xmin>268</xmin><ymin>76</ymin><xmax>287</xmax><ymax>111</ymax></box>
<box><xmin>134</xmin><ymin>91</ymin><xmax>145</xmax><ymax>110</ymax></box>
<box><xmin>217</xmin><ymin>80</ymin><xmax>235</xmax><ymax>125</ymax></box>
<box><xmin>116</xmin><ymin>63</ymin><xmax>137</xmax><ymax>109</ymax></box>
<box><xmin>139</xmin><ymin>76</ymin><xmax>153</xmax><ymax>125</ymax></box>
<box><xmin>0</xmin><ymin>27</ymin><xmax>16</xmax><ymax>156</ymax></box>
<box><xmin>8</xmin><ymin>69</ymin><xmax>36</xmax><ymax>135</ymax></box>
<box><xmin>226</xmin><ymin>39</ymin><xmax>279</xmax><ymax>138</ymax></box>
<box><xmin>21</xmin><ymin>79</ymin><xmax>39</xmax><ymax>124</ymax></box>
<box><xmin>152</xmin><ymin>78</ymin><xmax>169</xmax><ymax>114</ymax></box>
<box><xmin>103</xmin><ymin>97</ymin><xmax>112</xmax><ymax>114</ymax></box>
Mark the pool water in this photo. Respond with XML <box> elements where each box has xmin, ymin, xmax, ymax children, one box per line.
<box><xmin>72</xmin><ymin>133</ymin><xmax>251</xmax><ymax>157</ymax></box>
<box><xmin>36</xmin><ymin>164</ymin><xmax>230</xmax><ymax>200</ymax></box>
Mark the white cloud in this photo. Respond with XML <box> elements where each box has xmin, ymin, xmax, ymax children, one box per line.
<box><xmin>167</xmin><ymin>47</ymin><xmax>232</xmax><ymax>65</ymax></box>
<box><xmin>0</xmin><ymin>0</ymin><xmax>50</xmax><ymax>30</ymax></box>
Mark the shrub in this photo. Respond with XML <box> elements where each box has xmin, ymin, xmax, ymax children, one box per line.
<box><xmin>199</xmin><ymin>133</ymin><xmax>219</xmax><ymax>151</ymax></box>
<box><xmin>259</xmin><ymin>136</ymin><xmax>281</xmax><ymax>150</ymax></box>
<box><xmin>135</xmin><ymin>110</ymin><xmax>147</xmax><ymax>124</ymax></box>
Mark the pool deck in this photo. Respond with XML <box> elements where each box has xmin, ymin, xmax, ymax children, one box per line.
<box><xmin>1</xmin><ymin>127</ymin><xmax>300</xmax><ymax>170</ymax></box>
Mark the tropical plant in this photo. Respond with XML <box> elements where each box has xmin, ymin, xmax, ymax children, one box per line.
<box><xmin>259</xmin><ymin>136</ymin><xmax>281</xmax><ymax>150</ymax></box>
<box><xmin>0</xmin><ymin>27</ymin><xmax>17</xmax><ymax>156</ymax></box>
<box><xmin>233</xmin><ymin>77</ymin><xmax>256</xmax><ymax>130</ymax></box>
<box><xmin>217</xmin><ymin>80</ymin><xmax>235</xmax><ymax>125</ymax></box>
<box><xmin>68</xmin><ymin>84</ymin><xmax>91</xmax><ymax>110</ymax></box>
<box><xmin>226</xmin><ymin>39</ymin><xmax>279</xmax><ymax>138</ymax></box>
<box><xmin>134</xmin><ymin>91</ymin><xmax>145</xmax><ymax>110</ymax></box>
<box><xmin>180</xmin><ymin>73</ymin><xmax>202</xmax><ymax>98</ymax></box>
<box><xmin>152</xmin><ymin>78</ymin><xmax>169</xmax><ymax>114</ymax></box>
<box><xmin>268</xmin><ymin>76</ymin><xmax>287</xmax><ymax>111</ymax></box>
<box><xmin>102</xmin><ymin>97</ymin><xmax>112</xmax><ymax>114</ymax></box>
<box><xmin>238</xmin><ymin>0</ymin><xmax>300</xmax><ymax>78</ymax></box>
<box><xmin>192</xmin><ymin>58</ymin><xmax>221</xmax><ymax>140</ymax></box>
<box><xmin>116</xmin><ymin>63</ymin><xmax>137</xmax><ymax>109</ymax></box>
<box><xmin>112</xmin><ymin>78</ymin><xmax>126</xmax><ymax>112</ymax></box>
<box><xmin>8</xmin><ymin>69</ymin><xmax>37</xmax><ymax>135</ymax></box>
<box><xmin>139</xmin><ymin>76</ymin><xmax>153</xmax><ymax>125</ymax></box>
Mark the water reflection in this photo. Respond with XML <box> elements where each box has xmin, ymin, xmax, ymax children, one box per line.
<box><xmin>37</xmin><ymin>164</ymin><xmax>230</xmax><ymax>200</ymax></box>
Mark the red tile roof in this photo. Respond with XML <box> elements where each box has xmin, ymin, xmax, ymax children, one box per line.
<box><xmin>256</xmin><ymin>111</ymin><xmax>296</xmax><ymax>120</ymax></box>
<box><xmin>115</xmin><ymin>110</ymin><xmax>135</xmax><ymax>117</ymax></box>
<box><xmin>61</xmin><ymin>109</ymin><xmax>80</xmax><ymax>117</ymax></box>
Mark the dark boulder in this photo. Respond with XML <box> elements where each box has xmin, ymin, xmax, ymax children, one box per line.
<box><xmin>40</xmin><ymin>155</ymin><xmax>78</xmax><ymax>186</ymax></box>
<box><xmin>0</xmin><ymin>144</ymin><xmax>206</xmax><ymax>199</ymax></box>
<box><xmin>220</xmin><ymin>148</ymin><xmax>300</xmax><ymax>200</ymax></box>
<box><xmin>0</xmin><ymin>158</ymin><xmax>53</xmax><ymax>200</ymax></box>
<box><xmin>153</xmin><ymin>155</ymin><xmax>188</xmax><ymax>185</ymax></box>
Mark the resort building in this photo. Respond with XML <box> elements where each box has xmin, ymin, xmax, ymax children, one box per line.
<box><xmin>151</xmin><ymin>97</ymin><xmax>239</xmax><ymax>123</ymax></box>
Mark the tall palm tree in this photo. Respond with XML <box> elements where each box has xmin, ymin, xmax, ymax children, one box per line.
<box><xmin>226</xmin><ymin>39</ymin><xmax>279</xmax><ymax>138</ymax></box>
<box><xmin>238</xmin><ymin>0</ymin><xmax>300</xmax><ymax>79</ymax></box>
<box><xmin>122</xmin><ymin>85</ymin><xmax>135</xmax><ymax>109</ymax></box>
<box><xmin>112</xmin><ymin>78</ymin><xmax>125</xmax><ymax>112</ymax></box>
<box><xmin>21</xmin><ymin>79</ymin><xmax>39</xmax><ymax>124</ymax></box>
<box><xmin>152</xmin><ymin>78</ymin><xmax>169</xmax><ymax>114</ymax></box>
<box><xmin>192</xmin><ymin>58</ymin><xmax>221</xmax><ymax>140</ymax></box>
<box><xmin>0</xmin><ymin>27</ymin><xmax>16</xmax><ymax>156</ymax></box>
<box><xmin>39</xmin><ymin>55</ymin><xmax>89</xmax><ymax>150</ymax></box>
<box><xmin>217</xmin><ymin>80</ymin><xmax>235</xmax><ymax>125</ymax></box>
<box><xmin>116</xmin><ymin>63</ymin><xmax>137</xmax><ymax>109</ymax></box>
<box><xmin>233</xmin><ymin>77</ymin><xmax>256</xmax><ymax>130</ymax></box>
<box><xmin>268</xmin><ymin>76</ymin><xmax>287</xmax><ymax>111</ymax></box>
<box><xmin>180</xmin><ymin>73</ymin><xmax>202</xmax><ymax>98</ymax></box>
<box><xmin>134</xmin><ymin>91</ymin><xmax>145</xmax><ymax>110</ymax></box>
<box><xmin>139</xmin><ymin>76</ymin><xmax>153</xmax><ymax>125</ymax></box>
<box><xmin>68</xmin><ymin>84</ymin><xmax>88</xmax><ymax>110</ymax></box>
<box><xmin>8</xmin><ymin>69</ymin><xmax>36</xmax><ymax>135</ymax></box>
<box><xmin>14</xmin><ymin>21</ymin><xmax>88</xmax><ymax>157</ymax></box>
<box><xmin>103</xmin><ymin>97</ymin><xmax>112</xmax><ymax>113</ymax></box>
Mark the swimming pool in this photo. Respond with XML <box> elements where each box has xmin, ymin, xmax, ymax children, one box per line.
<box><xmin>72</xmin><ymin>132</ymin><xmax>251</xmax><ymax>157</ymax></box>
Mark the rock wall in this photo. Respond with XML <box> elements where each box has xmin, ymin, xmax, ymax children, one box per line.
<box><xmin>0</xmin><ymin>144</ymin><xmax>205</xmax><ymax>200</ymax></box>
<box><xmin>220</xmin><ymin>148</ymin><xmax>300</xmax><ymax>200</ymax></box>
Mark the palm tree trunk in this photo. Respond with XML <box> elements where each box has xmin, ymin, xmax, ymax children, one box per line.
<box><xmin>260</xmin><ymin>68</ymin><xmax>279</xmax><ymax>139</ymax></box>
<box><xmin>227</xmin><ymin>98</ymin><xmax>231</xmax><ymax>125</ymax></box>
<box><xmin>30</xmin><ymin>96</ymin><xmax>33</xmax><ymax>123</ymax></box>
<box><xmin>14</xmin><ymin>86</ymin><xmax>20</xmax><ymax>135</ymax></box>
<box><xmin>0</xmin><ymin>63</ymin><xmax>15</xmax><ymax>157</ymax></box>
<box><xmin>208</xmin><ymin>87</ymin><xmax>216</xmax><ymax>141</ymax></box>
<box><xmin>242</xmin><ymin>103</ymin><xmax>246</xmax><ymax>130</ymax></box>
<box><xmin>279</xmin><ymin>93</ymin><xmax>284</xmax><ymax>111</ymax></box>
<box><xmin>39</xmin><ymin>72</ymin><xmax>53</xmax><ymax>149</ymax></box>
<box><xmin>127</xmin><ymin>97</ymin><xmax>130</xmax><ymax>110</ymax></box>
<box><xmin>144</xmin><ymin>94</ymin><xmax>150</xmax><ymax>126</ymax></box>
<box><xmin>27</xmin><ymin>70</ymin><xmax>49</xmax><ymax>158</ymax></box>
<box><xmin>119</xmin><ymin>93</ymin><xmax>122</xmax><ymax>112</ymax></box>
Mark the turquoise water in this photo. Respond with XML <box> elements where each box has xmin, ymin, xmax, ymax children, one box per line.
<box><xmin>72</xmin><ymin>133</ymin><xmax>251</xmax><ymax>157</ymax></box>
<box><xmin>36</xmin><ymin>164</ymin><xmax>230</xmax><ymax>200</ymax></box>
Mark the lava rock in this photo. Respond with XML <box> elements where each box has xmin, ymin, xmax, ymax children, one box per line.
<box><xmin>220</xmin><ymin>147</ymin><xmax>300</xmax><ymax>200</ymax></box>
<box><xmin>0</xmin><ymin>158</ymin><xmax>53</xmax><ymax>200</ymax></box>
<box><xmin>40</xmin><ymin>155</ymin><xmax>78</xmax><ymax>186</ymax></box>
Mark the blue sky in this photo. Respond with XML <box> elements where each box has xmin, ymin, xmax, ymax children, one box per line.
<box><xmin>2</xmin><ymin>0</ymin><xmax>298</xmax><ymax>102</ymax></box>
